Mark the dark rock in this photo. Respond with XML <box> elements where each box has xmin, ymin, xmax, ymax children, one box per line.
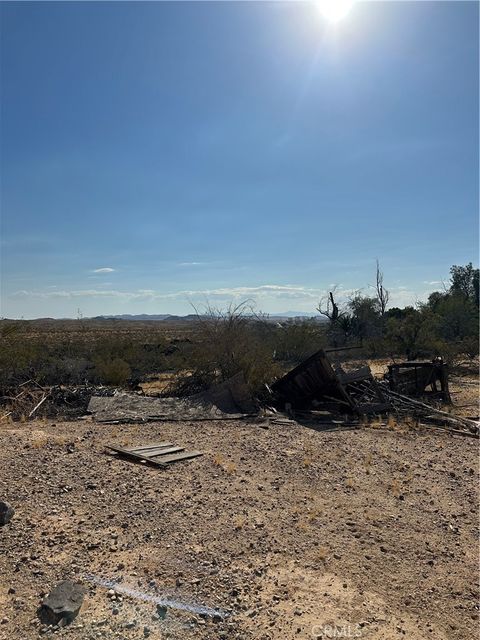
<box><xmin>156</xmin><ymin>605</ymin><xmax>167</xmax><ymax>620</ymax></box>
<box><xmin>0</xmin><ymin>501</ymin><xmax>14</xmax><ymax>526</ymax></box>
<box><xmin>37</xmin><ymin>581</ymin><xmax>85</xmax><ymax>626</ymax></box>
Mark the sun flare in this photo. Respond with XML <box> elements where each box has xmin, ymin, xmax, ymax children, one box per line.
<box><xmin>317</xmin><ymin>0</ymin><xmax>355</xmax><ymax>24</ymax></box>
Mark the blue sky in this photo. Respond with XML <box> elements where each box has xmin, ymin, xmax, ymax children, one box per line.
<box><xmin>1</xmin><ymin>1</ymin><xmax>478</xmax><ymax>318</ymax></box>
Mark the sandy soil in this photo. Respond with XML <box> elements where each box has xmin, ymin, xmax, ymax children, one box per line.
<box><xmin>0</xmin><ymin>378</ymin><xmax>478</xmax><ymax>640</ymax></box>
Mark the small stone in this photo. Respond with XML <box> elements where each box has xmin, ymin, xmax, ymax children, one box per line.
<box><xmin>124</xmin><ymin>620</ymin><xmax>137</xmax><ymax>629</ymax></box>
<box><xmin>156</xmin><ymin>605</ymin><xmax>167</xmax><ymax>620</ymax></box>
<box><xmin>0</xmin><ymin>501</ymin><xmax>14</xmax><ymax>526</ymax></box>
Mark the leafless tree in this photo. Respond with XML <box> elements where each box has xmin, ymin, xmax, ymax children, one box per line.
<box><xmin>317</xmin><ymin>287</ymin><xmax>343</xmax><ymax>323</ymax></box>
<box><xmin>375</xmin><ymin>260</ymin><xmax>389</xmax><ymax>316</ymax></box>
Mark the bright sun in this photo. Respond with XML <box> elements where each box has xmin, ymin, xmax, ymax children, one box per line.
<box><xmin>317</xmin><ymin>0</ymin><xmax>355</xmax><ymax>23</ymax></box>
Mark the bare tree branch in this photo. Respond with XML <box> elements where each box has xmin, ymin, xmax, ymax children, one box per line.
<box><xmin>317</xmin><ymin>287</ymin><xmax>343</xmax><ymax>323</ymax></box>
<box><xmin>375</xmin><ymin>259</ymin><xmax>389</xmax><ymax>316</ymax></box>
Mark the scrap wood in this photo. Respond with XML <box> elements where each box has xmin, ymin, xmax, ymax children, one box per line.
<box><xmin>96</xmin><ymin>415</ymin><xmax>249</xmax><ymax>424</ymax></box>
<box><xmin>384</xmin><ymin>387</ymin><xmax>478</xmax><ymax>436</ymax></box>
<box><xmin>28</xmin><ymin>393</ymin><xmax>49</xmax><ymax>418</ymax></box>
<box><xmin>88</xmin><ymin>393</ymin><xmax>252</xmax><ymax>424</ymax></box>
<box><xmin>105</xmin><ymin>445</ymin><xmax>167</xmax><ymax>468</ymax></box>
<box><xmin>106</xmin><ymin>442</ymin><xmax>203</xmax><ymax>468</ymax></box>
<box><xmin>271</xmin><ymin>349</ymin><xmax>391</xmax><ymax>415</ymax></box>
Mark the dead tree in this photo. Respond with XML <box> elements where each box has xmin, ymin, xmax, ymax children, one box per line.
<box><xmin>317</xmin><ymin>289</ymin><xmax>350</xmax><ymax>347</ymax></box>
<box><xmin>375</xmin><ymin>260</ymin><xmax>389</xmax><ymax>317</ymax></box>
<box><xmin>317</xmin><ymin>289</ymin><xmax>341</xmax><ymax>322</ymax></box>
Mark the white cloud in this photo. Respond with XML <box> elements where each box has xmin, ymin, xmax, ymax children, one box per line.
<box><xmin>10</xmin><ymin>284</ymin><xmax>321</xmax><ymax>302</ymax></box>
<box><xmin>9</xmin><ymin>282</ymin><xmax>433</xmax><ymax>310</ymax></box>
<box><xmin>178</xmin><ymin>262</ymin><xmax>205</xmax><ymax>267</ymax></box>
<box><xmin>92</xmin><ymin>267</ymin><xmax>116</xmax><ymax>273</ymax></box>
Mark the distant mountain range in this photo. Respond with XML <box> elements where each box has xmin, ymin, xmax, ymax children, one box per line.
<box><xmin>6</xmin><ymin>312</ymin><xmax>326</xmax><ymax>322</ymax></box>
<box><xmin>90</xmin><ymin>312</ymin><xmax>324</xmax><ymax>322</ymax></box>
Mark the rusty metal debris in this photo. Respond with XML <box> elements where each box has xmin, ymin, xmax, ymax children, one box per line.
<box><xmin>271</xmin><ymin>349</ymin><xmax>390</xmax><ymax>415</ymax></box>
<box><xmin>106</xmin><ymin>442</ymin><xmax>203</xmax><ymax>468</ymax></box>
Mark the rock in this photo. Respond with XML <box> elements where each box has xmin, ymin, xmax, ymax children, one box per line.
<box><xmin>0</xmin><ymin>501</ymin><xmax>14</xmax><ymax>526</ymax></box>
<box><xmin>37</xmin><ymin>581</ymin><xmax>85</xmax><ymax>626</ymax></box>
<box><xmin>124</xmin><ymin>620</ymin><xmax>137</xmax><ymax>629</ymax></box>
<box><xmin>156</xmin><ymin>605</ymin><xmax>167</xmax><ymax>619</ymax></box>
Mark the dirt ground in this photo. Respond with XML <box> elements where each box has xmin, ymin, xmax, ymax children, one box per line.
<box><xmin>0</xmin><ymin>376</ymin><xmax>478</xmax><ymax>640</ymax></box>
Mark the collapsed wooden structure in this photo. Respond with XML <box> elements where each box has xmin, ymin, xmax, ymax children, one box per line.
<box><xmin>386</xmin><ymin>358</ymin><xmax>451</xmax><ymax>403</ymax></box>
<box><xmin>271</xmin><ymin>349</ymin><xmax>390</xmax><ymax>415</ymax></box>
<box><xmin>271</xmin><ymin>350</ymin><xmax>478</xmax><ymax>437</ymax></box>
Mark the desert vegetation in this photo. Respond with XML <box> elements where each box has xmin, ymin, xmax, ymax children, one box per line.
<box><xmin>0</xmin><ymin>263</ymin><xmax>478</xmax><ymax>398</ymax></box>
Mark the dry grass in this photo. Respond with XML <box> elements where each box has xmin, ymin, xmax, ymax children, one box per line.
<box><xmin>316</xmin><ymin>546</ymin><xmax>329</xmax><ymax>562</ymax></box>
<box><xmin>233</xmin><ymin>515</ymin><xmax>247</xmax><ymax>530</ymax></box>
<box><xmin>389</xmin><ymin>478</ymin><xmax>401</xmax><ymax>497</ymax></box>
<box><xmin>29</xmin><ymin>430</ymin><xmax>69</xmax><ymax>449</ymax></box>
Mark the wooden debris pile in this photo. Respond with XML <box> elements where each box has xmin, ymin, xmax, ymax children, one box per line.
<box><xmin>0</xmin><ymin>382</ymin><xmax>112</xmax><ymax>421</ymax></box>
<box><xmin>271</xmin><ymin>349</ymin><xmax>390</xmax><ymax>415</ymax></box>
<box><xmin>380</xmin><ymin>385</ymin><xmax>478</xmax><ymax>437</ymax></box>
<box><xmin>88</xmin><ymin>392</ymin><xmax>251</xmax><ymax>424</ymax></box>
<box><xmin>270</xmin><ymin>349</ymin><xmax>478</xmax><ymax>437</ymax></box>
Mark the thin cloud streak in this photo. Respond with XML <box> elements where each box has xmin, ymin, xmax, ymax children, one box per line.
<box><xmin>10</xmin><ymin>283</ymin><xmax>437</xmax><ymax>308</ymax></box>
<box><xmin>11</xmin><ymin>284</ymin><xmax>320</xmax><ymax>301</ymax></box>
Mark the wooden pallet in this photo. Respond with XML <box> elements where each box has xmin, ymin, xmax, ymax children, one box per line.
<box><xmin>105</xmin><ymin>442</ymin><xmax>203</xmax><ymax>468</ymax></box>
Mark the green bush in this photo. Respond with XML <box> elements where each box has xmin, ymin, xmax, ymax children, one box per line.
<box><xmin>172</xmin><ymin>302</ymin><xmax>282</xmax><ymax>397</ymax></box>
<box><xmin>94</xmin><ymin>357</ymin><xmax>131</xmax><ymax>386</ymax></box>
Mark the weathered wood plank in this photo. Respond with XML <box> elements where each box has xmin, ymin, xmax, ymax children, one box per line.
<box><xmin>338</xmin><ymin>367</ymin><xmax>373</xmax><ymax>384</ymax></box>
<box><xmin>159</xmin><ymin>450</ymin><xmax>203</xmax><ymax>464</ymax></box>
<box><xmin>129</xmin><ymin>442</ymin><xmax>173</xmax><ymax>453</ymax></box>
<box><xmin>105</xmin><ymin>445</ymin><xmax>167</xmax><ymax>468</ymax></box>
<box><xmin>142</xmin><ymin>446</ymin><xmax>185</xmax><ymax>458</ymax></box>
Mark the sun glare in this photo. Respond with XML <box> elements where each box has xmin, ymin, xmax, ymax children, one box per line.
<box><xmin>317</xmin><ymin>0</ymin><xmax>355</xmax><ymax>24</ymax></box>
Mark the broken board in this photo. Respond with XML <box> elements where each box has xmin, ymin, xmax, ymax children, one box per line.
<box><xmin>106</xmin><ymin>443</ymin><xmax>203</xmax><ymax>468</ymax></box>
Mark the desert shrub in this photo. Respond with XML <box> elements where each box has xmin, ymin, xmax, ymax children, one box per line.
<box><xmin>271</xmin><ymin>320</ymin><xmax>327</xmax><ymax>363</ymax></box>
<box><xmin>172</xmin><ymin>302</ymin><xmax>282</xmax><ymax>397</ymax></box>
<box><xmin>93</xmin><ymin>357</ymin><xmax>131</xmax><ymax>385</ymax></box>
